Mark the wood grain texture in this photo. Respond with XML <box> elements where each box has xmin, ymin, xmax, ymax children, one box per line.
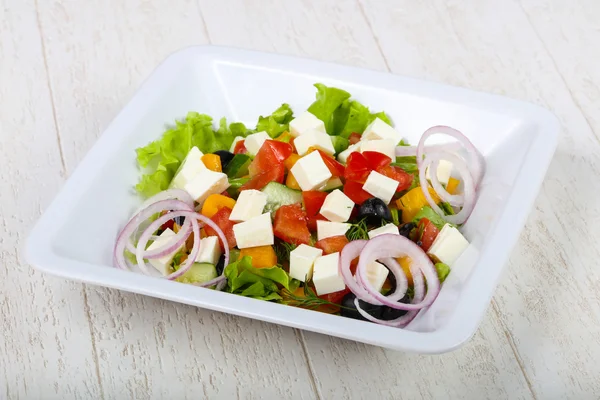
<box><xmin>361</xmin><ymin>0</ymin><xmax>600</xmax><ymax>398</ymax></box>
<box><xmin>34</xmin><ymin>1</ymin><xmax>316</xmax><ymax>399</ymax></box>
<box><xmin>0</xmin><ymin>1</ymin><xmax>101</xmax><ymax>399</ymax></box>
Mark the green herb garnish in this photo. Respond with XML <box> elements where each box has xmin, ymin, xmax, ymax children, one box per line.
<box><xmin>346</xmin><ymin>218</ymin><xmax>370</xmax><ymax>241</ymax></box>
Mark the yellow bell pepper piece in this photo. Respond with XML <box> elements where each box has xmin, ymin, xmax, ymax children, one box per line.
<box><xmin>239</xmin><ymin>245</ymin><xmax>278</xmax><ymax>269</ymax></box>
<box><xmin>201</xmin><ymin>154</ymin><xmax>222</xmax><ymax>172</ymax></box>
<box><xmin>284</xmin><ymin>153</ymin><xmax>301</xmax><ymax>170</ymax></box>
<box><xmin>201</xmin><ymin>194</ymin><xmax>236</xmax><ymax>218</ymax></box>
<box><xmin>446</xmin><ymin>177</ymin><xmax>460</xmax><ymax>195</ymax></box>
<box><xmin>276</xmin><ymin>131</ymin><xmax>293</xmax><ymax>143</ymax></box>
<box><xmin>397</xmin><ymin>256</ymin><xmax>413</xmax><ymax>286</ymax></box>
<box><xmin>286</xmin><ymin>172</ymin><xmax>301</xmax><ymax>190</ymax></box>
<box><xmin>396</xmin><ymin>186</ymin><xmax>441</xmax><ymax>223</ymax></box>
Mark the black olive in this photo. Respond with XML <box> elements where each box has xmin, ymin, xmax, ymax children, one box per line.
<box><xmin>380</xmin><ymin>295</ymin><xmax>410</xmax><ymax>320</ymax></box>
<box><xmin>358</xmin><ymin>198</ymin><xmax>392</xmax><ymax>225</ymax></box>
<box><xmin>399</xmin><ymin>222</ymin><xmax>416</xmax><ymax>238</ymax></box>
<box><xmin>340</xmin><ymin>293</ymin><xmax>383</xmax><ymax>321</ymax></box>
<box><xmin>214</xmin><ymin>150</ymin><xmax>235</xmax><ymax>168</ymax></box>
<box><xmin>215</xmin><ymin>254</ymin><xmax>226</xmax><ymax>275</ymax></box>
<box><xmin>173</xmin><ymin>216</ymin><xmax>185</xmax><ymax>226</ymax></box>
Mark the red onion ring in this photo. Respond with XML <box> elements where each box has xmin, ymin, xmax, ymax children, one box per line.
<box><xmin>419</xmin><ymin>151</ymin><xmax>476</xmax><ymax>225</ymax></box>
<box><xmin>339</xmin><ymin>240</ymin><xmax>380</xmax><ymax>304</ymax></box>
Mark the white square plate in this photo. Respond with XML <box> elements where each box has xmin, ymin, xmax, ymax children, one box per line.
<box><xmin>26</xmin><ymin>46</ymin><xmax>558</xmax><ymax>353</ymax></box>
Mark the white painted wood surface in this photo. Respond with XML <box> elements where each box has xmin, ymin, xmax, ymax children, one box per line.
<box><xmin>1</xmin><ymin>0</ymin><xmax>598</xmax><ymax>398</ymax></box>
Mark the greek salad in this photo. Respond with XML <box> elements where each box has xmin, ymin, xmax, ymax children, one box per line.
<box><xmin>114</xmin><ymin>83</ymin><xmax>485</xmax><ymax>327</ymax></box>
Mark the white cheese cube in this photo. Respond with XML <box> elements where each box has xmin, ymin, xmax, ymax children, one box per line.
<box><xmin>289</xmin><ymin>111</ymin><xmax>326</xmax><ymax>137</ymax></box>
<box><xmin>362</xmin><ymin>117</ymin><xmax>403</xmax><ymax>144</ymax></box>
<box><xmin>317</xmin><ymin>221</ymin><xmax>351</xmax><ymax>241</ymax></box>
<box><xmin>362</xmin><ymin>170</ymin><xmax>399</xmax><ymax>204</ymax></box>
<box><xmin>293</xmin><ymin>130</ymin><xmax>335</xmax><ymax>156</ymax></box>
<box><xmin>368</xmin><ymin>223</ymin><xmax>400</xmax><ymax>239</ymax></box>
<box><xmin>229</xmin><ymin>136</ymin><xmax>244</xmax><ymax>153</ymax></box>
<box><xmin>170</xmin><ymin>146</ymin><xmax>206</xmax><ymax>189</ymax></box>
<box><xmin>244</xmin><ymin>131</ymin><xmax>270</xmax><ymax>156</ymax></box>
<box><xmin>147</xmin><ymin>228</ymin><xmax>185</xmax><ymax>276</ymax></box>
<box><xmin>337</xmin><ymin>143</ymin><xmax>360</xmax><ymax>164</ymax></box>
<box><xmin>427</xmin><ymin>224</ymin><xmax>469</xmax><ymax>266</ymax></box>
<box><xmin>312</xmin><ymin>252</ymin><xmax>345</xmax><ymax>295</ymax></box>
<box><xmin>320</xmin><ymin>189</ymin><xmax>354</xmax><ymax>222</ymax></box>
<box><xmin>425</xmin><ymin>159</ymin><xmax>453</xmax><ymax>185</ymax></box>
<box><xmin>360</xmin><ymin>139</ymin><xmax>396</xmax><ymax>160</ymax></box>
<box><xmin>290</xmin><ymin>151</ymin><xmax>332</xmax><ymax>191</ymax></box>
<box><xmin>233</xmin><ymin>213</ymin><xmax>274</xmax><ymax>249</ymax></box>
<box><xmin>194</xmin><ymin>236</ymin><xmax>222</xmax><ymax>265</ymax></box>
<box><xmin>182</xmin><ymin>169</ymin><xmax>230</xmax><ymax>206</ymax></box>
<box><xmin>289</xmin><ymin>244</ymin><xmax>323</xmax><ymax>282</ymax></box>
<box><xmin>229</xmin><ymin>189</ymin><xmax>267</xmax><ymax>222</ymax></box>
<box><xmin>365</xmin><ymin>261</ymin><xmax>390</xmax><ymax>292</ymax></box>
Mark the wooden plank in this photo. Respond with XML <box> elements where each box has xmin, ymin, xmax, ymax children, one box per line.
<box><xmin>361</xmin><ymin>0</ymin><xmax>600</xmax><ymax>398</ymax></box>
<box><xmin>199</xmin><ymin>1</ymin><xmax>534</xmax><ymax>399</ymax></box>
<box><xmin>0</xmin><ymin>1</ymin><xmax>102</xmax><ymax>399</ymax></box>
<box><xmin>34</xmin><ymin>1</ymin><xmax>317</xmax><ymax>398</ymax></box>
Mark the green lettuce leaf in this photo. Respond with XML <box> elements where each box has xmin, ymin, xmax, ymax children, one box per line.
<box><xmin>435</xmin><ymin>263</ymin><xmax>451</xmax><ymax>283</ymax></box>
<box><xmin>256</xmin><ymin>103</ymin><xmax>294</xmax><ymax>138</ymax></box>
<box><xmin>308</xmin><ymin>83</ymin><xmax>351</xmax><ymax>134</ymax></box>
<box><xmin>412</xmin><ymin>206</ymin><xmax>450</xmax><ymax>230</ymax></box>
<box><xmin>224</xmin><ymin>256</ymin><xmax>295</xmax><ymax>300</ymax></box>
<box><xmin>331</xmin><ymin>136</ymin><xmax>349</xmax><ymax>154</ymax></box>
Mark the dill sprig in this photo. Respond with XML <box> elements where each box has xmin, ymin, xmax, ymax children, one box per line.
<box><xmin>345</xmin><ymin>218</ymin><xmax>370</xmax><ymax>241</ymax></box>
<box><xmin>280</xmin><ymin>279</ymin><xmax>352</xmax><ymax>311</ymax></box>
<box><xmin>273</xmin><ymin>240</ymin><xmax>298</xmax><ymax>264</ymax></box>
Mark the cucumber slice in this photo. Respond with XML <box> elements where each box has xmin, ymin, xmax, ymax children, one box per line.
<box><xmin>176</xmin><ymin>262</ymin><xmax>217</xmax><ymax>284</ymax></box>
<box><xmin>261</xmin><ymin>182</ymin><xmax>303</xmax><ymax>214</ymax></box>
<box><xmin>321</xmin><ymin>177</ymin><xmax>343</xmax><ymax>192</ymax></box>
<box><xmin>224</xmin><ymin>154</ymin><xmax>252</xmax><ymax>178</ymax></box>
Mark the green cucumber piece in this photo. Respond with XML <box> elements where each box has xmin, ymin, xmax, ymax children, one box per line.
<box><xmin>261</xmin><ymin>182</ymin><xmax>303</xmax><ymax>214</ymax></box>
<box><xmin>225</xmin><ymin>154</ymin><xmax>252</xmax><ymax>178</ymax></box>
<box><xmin>227</xmin><ymin>177</ymin><xmax>250</xmax><ymax>197</ymax></box>
<box><xmin>321</xmin><ymin>177</ymin><xmax>343</xmax><ymax>192</ymax></box>
<box><xmin>176</xmin><ymin>262</ymin><xmax>217</xmax><ymax>284</ymax></box>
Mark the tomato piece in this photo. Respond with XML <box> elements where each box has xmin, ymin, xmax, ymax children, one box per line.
<box><xmin>306</xmin><ymin>213</ymin><xmax>327</xmax><ymax>232</ymax></box>
<box><xmin>344</xmin><ymin>152</ymin><xmax>371</xmax><ymax>183</ymax></box>
<box><xmin>248</xmin><ymin>140</ymin><xmax>293</xmax><ymax>177</ymax></box>
<box><xmin>204</xmin><ymin>206</ymin><xmax>237</xmax><ymax>250</ymax></box>
<box><xmin>348</xmin><ymin>132</ymin><xmax>362</xmax><ymax>145</ymax></box>
<box><xmin>317</xmin><ymin>150</ymin><xmax>345</xmax><ymax>177</ymax></box>
<box><xmin>302</xmin><ymin>191</ymin><xmax>328</xmax><ymax>217</ymax></box>
<box><xmin>273</xmin><ymin>204</ymin><xmax>311</xmax><ymax>246</ymax></box>
<box><xmin>416</xmin><ymin>218</ymin><xmax>439</xmax><ymax>252</ymax></box>
<box><xmin>343</xmin><ymin>180</ymin><xmax>372</xmax><ymax>205</ymax></box>
<box><xmin>233</xmin><ymin>140</ymin><xmax>247</xmax><ymax>154</ymax></box>
<box><xmin>377</xmin><ymin>165</ymin><xmax>413</xmax><ymax>192</ymax></box>
<box><xmin>319</xmin><ymin>287</ymin><xmax>350</xmax><ymax>305</ymax></box>
<box><xmin>160</xmin><ymin>218</ymin><xmax>175</xmax><ymax>231</ymax></box>
<box><xmin>315</xmin><ymin>235</ymin><xmax>349</xmax><ymax>255</ymax></box>
<box><xmin>362</xmin><ymin>151</ymin><xmax>392</xmax><ymax>170</ymax></box>
<box><xmin>241</xmin><ymin>163</ymin><xmax>285</xmax><ymax>191</ymax></box>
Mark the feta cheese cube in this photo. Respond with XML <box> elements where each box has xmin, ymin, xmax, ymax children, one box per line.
<box><xmin>244</xmin><ymin>131</ymin><xmax>270</xmax><ymax>156</ymax></box>
<box><xmin>289</xmin><ymin>244</ymin><xmax>323</xmax><ymax>282</ymax></box>
<box><xmin>233</xmin><ymin>213</ymin><xmax>274</xmax><ymax>249</ymax></box>
<box><xmin>337</xmin><ymin>143</ymin><xmax>360</xmax><ymax>164</ymax></box>
<box><xmin>194</xmin><ymin>236</ymin><xmax>222</xmax><ymax>265</ymax></box>
<box><xmin>293</xmin><ymin>130</ymin><xmax>335</xmax><ymax>156</ymax></box>
<box><xmin>365</xmin><ymin>261</ymin><xmax>389</xmax><ymax>292</ymax></box>
<box><xmin>362</xmin><ymin>117</ymin><xmax>403</xmax><ymax>144</ymax></box>
<box><xmin>229</xmin><ymin>136</ymin><xmax>244</xmax><ymax>153</ymax></box>
<box><xmin>147</xmin><ymin>228</ymin><xmax>185</xmax><ymax>276</ymax></box>
<box><xmin>360</xmin><ymin>139</ymin><xmax>396</xmax><ymax>160</ymax></box>
<box><xmin>170</xmin><ymin>146</ymin><xmax>206</xmax><ymax>189</ymax></box>
<box><xmin>289</xmin><ymin>111</ymin><xmax>326</xmax><ymax>137</ymax></box>
<box><xmin>312</xmin><ymin>252</ymin><xmax>345</xmax><ymax>295</ymax></box>
<box><xmin>362</xmin><ymin>170</ymin><xmax>399</xmax><ymax>204</ymax></box>
<box><xmin>317</xmin><ymin>220</ymin><xmax>351</xmax><ymax>241</ymax></box>
<box><xmin>368</xmin><ymin>223</ymin><xmax>399</xmax><ymax>239</ymax></box>
<box><xmin>320</xmin><ymin>189</ymin><xmax>354</xmax><ymax>222</ymax></box>
<box><xmin>229</xmin><ymin>189</ymin><xmax>267</xmax><ymax>222</ymax></box>
<box><xmin>425</xmin><ymin>159</ymin><xmax>453</xmax><ymax>185</ymax></box>
<box><xmin>290</xmin><ymin>151</ymin><xmax>332</xmax><ymax>191</ymax></box>
<box><xmin>427</xmin><ymin>224</ymin><xmax>469</xmax><ymax>266</ymax></box>
<box><xmin>183</xmin><ymin>169</ymin><xmax>230</xmax><ymax>206</ymax></box>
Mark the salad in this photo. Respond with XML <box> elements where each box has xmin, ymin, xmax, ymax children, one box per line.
<box><xmin>114</xmin><ymin>83</ymin><xmax>485</xmax><ymax>327</ymax></box>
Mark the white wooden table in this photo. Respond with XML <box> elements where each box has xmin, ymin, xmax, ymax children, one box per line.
<box><xmin>2</xmin><ymin>0</ymin><xmax>599</xmax><ymax>398</ymax></box>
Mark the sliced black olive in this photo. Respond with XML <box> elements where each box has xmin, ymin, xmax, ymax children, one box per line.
<box><xmin>215</xmin><ymin>254</ymin><xmax>226</xmax><ymax>275</ymax></box>
<box><xmin>358</xmin><ymin>198</ymin><xmax>392</xmax><ymax>225</ymax></box>
<box><xmin>398</xmin><ymin>222</ymin><xmax>416</xmax><ymax>238</ymax></box>
<box><xmin>380</xmin><ymin>295</ymin><xmax>410</xmax><ymax>320</ymax></box>
<box><xmin>214</xmin><ymin>150</ymin><xmax>235</xmax><ymax>169</ymax></box>
<box><xmin>173</xmin><ymin>216</ymin><xmax>185</xmax><ymax>226</ymax></box>
<box><xmin>340</xmin><ymin>293</ymin><xmax>383</xmax><ymax>321</ymax></box>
